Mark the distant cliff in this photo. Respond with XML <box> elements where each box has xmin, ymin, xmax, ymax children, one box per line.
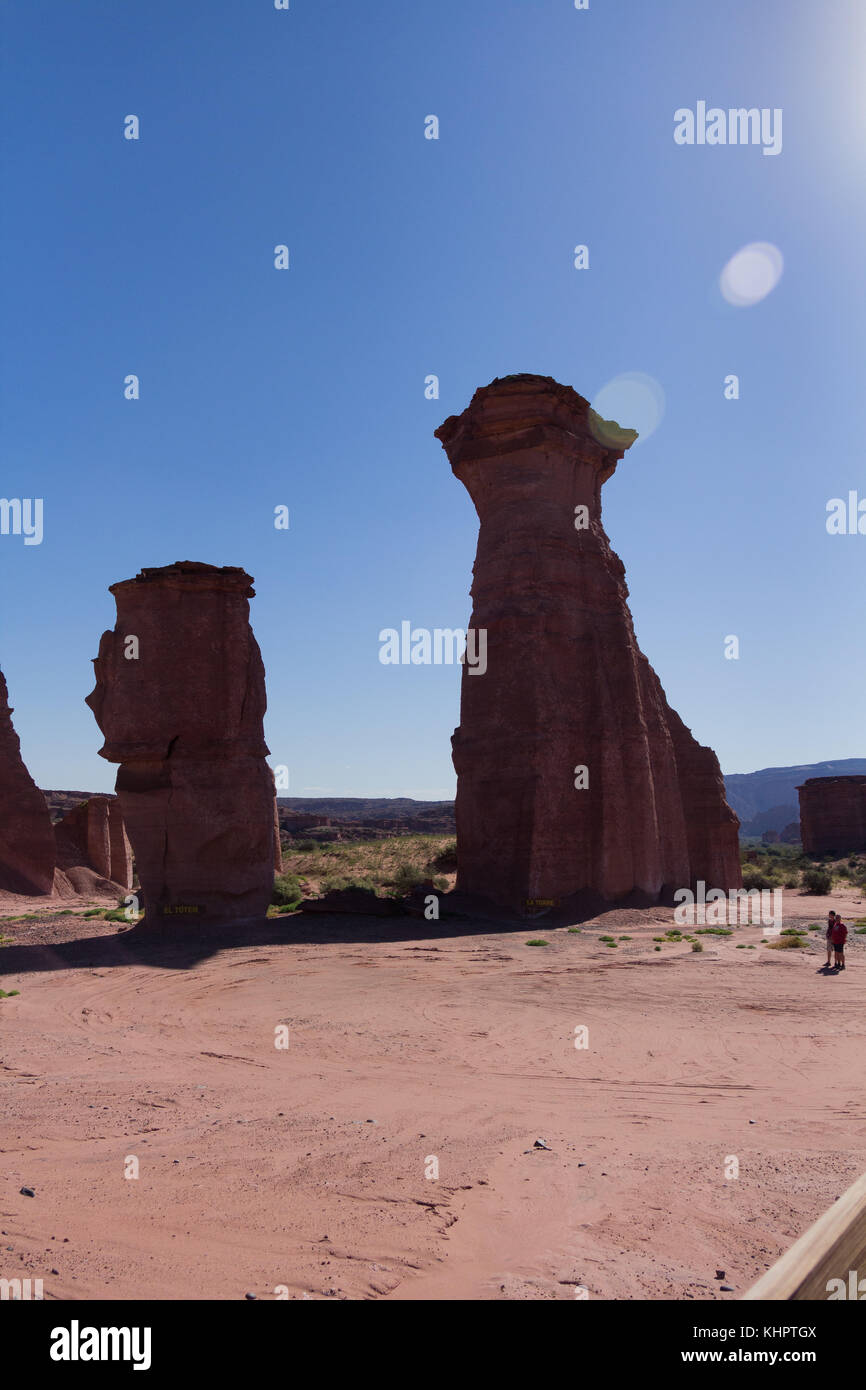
<box><xmin>45</xmin><ymin>766</ymin><xmax>866</xmax><ymax>844</ymax></box>
<box><xmin>724</xmin><ymin>759</ymin><xmax>866</xmax><ymax>837</ymax></box>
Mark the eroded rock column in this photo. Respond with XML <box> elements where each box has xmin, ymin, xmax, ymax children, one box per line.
<box><xmin>435</xmin><ymin>374</ymin><xmax>740</xmax><ymax>911</ymax></box>
<box><xmin>53</xmin><ymin>795</ymin><xmax>133</xmax><ymax>892</ymax></box>
<box><xmin>86</xmin><ymin>562</ymin><xmax>280</xmax><ymax>925</ymax></box>
<box><xmin>798</xmin><ymin>776</ymin><xmax>866</xmax><ymax>855</ymax></box>
<box><xmin>0</xmin><ymin>668</ymin><xmax>56</xmax><ymax>894</ymax></box>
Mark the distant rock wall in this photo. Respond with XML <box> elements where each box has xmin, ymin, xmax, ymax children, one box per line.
<box><xmin>0</xmin><ymin>668</ymin><xmax>56</xmax><ymax>894</ymax></box>
<box><xmin>798</xmin><ymin>776</ymin><xmax>866</xmax><ymax>855</ymax></box>
<box><xmin>86</xmin><ymin>561</ymin><xmax>280</xmax><ymax>925</ymax></box>
<box><xmin>436</xmin><ymin>375</ymin><xmax>741</xmax><ymax>912</ymax></box>
<box><xmin>53</xmin><ymin>794</ymin><xmax>133</xmax><ymax>891</ymax></box>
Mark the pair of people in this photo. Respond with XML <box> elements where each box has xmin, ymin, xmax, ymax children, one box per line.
<box><xmin>825</xmin><ymin>911</ymin><xmax>847</xmax><ymax>971</ymax></box>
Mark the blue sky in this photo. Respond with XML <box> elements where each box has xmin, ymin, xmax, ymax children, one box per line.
<box><xmin>1</xmin><ymin>0</ymin><xmax>864</xmax><ymax>797</ymax></box>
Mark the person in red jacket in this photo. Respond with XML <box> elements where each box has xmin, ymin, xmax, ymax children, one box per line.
<box><xmin>830</xmin><ymin>914</ymin><xmax>848</xmax><ymax>970</ymax></box>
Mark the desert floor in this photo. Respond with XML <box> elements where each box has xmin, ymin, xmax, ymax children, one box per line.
<box><xmin>1</xmin><ymin>887</ymin><xmax>864</xmax><ymax>1301</ymax></box>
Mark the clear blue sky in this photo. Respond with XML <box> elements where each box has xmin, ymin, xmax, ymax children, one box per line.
<box><xmin>1</xmin><ymin>0</ymin><xmax>864</xmax><ymax>797</ymax></box>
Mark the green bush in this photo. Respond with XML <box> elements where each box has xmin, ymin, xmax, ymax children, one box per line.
<box><xmin>741</xmin><ymin>864</ymin><xmax>782</xmax><ymax>890</ymax></box>
<box><xmin>272</xmin><ymin>873</ymin><xmax>303</xmax><ymax>908</ymax></box>
<box><xmin>802</xmin><ymin>867</ymin><xmax>832</xmax><ymax>895</ymax></box>
<box><xmin>392</xmin><ymin>864</ymin><xmax>428</xmax><ymax>894</ymax></box>
<box><xmin>431</xmin><ymin>840</ymin><xmax>457</xmax><ymax>872</ymax></box>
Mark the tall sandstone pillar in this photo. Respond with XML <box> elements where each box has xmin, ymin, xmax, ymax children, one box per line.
<box><xmin>435</xmin><ymin>375</ymin><xmax>740</xmax><ymax>911</ymax></box>
<box><xmin>0</xmin><ymin>668</ymin><xmax>56</xmax><ymax>894</ymax></box>
<box><xmin>86</xmin><ymin>562</ymin><xmax>281</xmax><ymax>925</ymax></box>
<box><xmin>798</xmin><ymin>776</ymin><xmax>866</xmax><ymax>855</ymax></box>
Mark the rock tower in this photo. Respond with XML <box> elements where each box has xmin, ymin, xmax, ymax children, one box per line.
<box><xmin>435</xmin><ymin>375</ymin><xmax>741</xmax><ymax>911</ymax></box>
<box><xmin>86</xmin><ymin>562</ymin><xmax>281</xmax><ymax>925</ymax></box>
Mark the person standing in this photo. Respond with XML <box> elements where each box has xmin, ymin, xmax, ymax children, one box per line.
<box><xmin>825</xmin><ymin>910</ymin><xmax>837</xmax><ymax>969</ymax></box>
<box><xmin>830</xmin><ymin>914</ymin><xmax>848</xmax><ymax>971</ymax></box>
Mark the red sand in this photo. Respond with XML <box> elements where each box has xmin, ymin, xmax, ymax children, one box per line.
<box><xmin>1</xmin><ymin>888</ymin><xmax>864</xmax><ymax>1300</ymax></box>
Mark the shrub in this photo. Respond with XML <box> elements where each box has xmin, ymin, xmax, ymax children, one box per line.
<box><xmin>392</xmin><ymin>864</ymin><xmax>428</xmax><ymax>894</ymax></box>
<box><xmin>272</xmin><ymin>873</ymin><xmax>303</xmax><ymax>908</ymax></box>
<box><xmin>802</xmin><ymin>867</ymin><xmax>832</xmax><ymax>895</ymax></box>
<box><xmin>431</xmin><ymin>840</ymin><xmax>457</xmax><ymax>872</ymax></box>
<box><xmin>741</xmin><ymin>864</ymin><xmax>782</xmax><ymax>890</ymax></box>
<box><xmin>526</xmin><ymin>939</ymin><xmax>548</xmax><ymax>947</ymax></box>
<box><xmin>691</xmin><ymin>941</ymin><xmax>703</xmax><ymax>952</ymax></box>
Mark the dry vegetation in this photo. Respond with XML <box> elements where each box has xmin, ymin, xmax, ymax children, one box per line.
<box><xmin>276</xmin><ymin>832</ymin><xmax>456</xmax><ymax>904</ymax></box>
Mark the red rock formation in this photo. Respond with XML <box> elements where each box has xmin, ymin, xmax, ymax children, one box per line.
<box><xmin>86</xmin><ymin>562</ymin><xmax>281</xmax><ymax>925</ymax></box>
<box><xmin>435</xmin><ymin>374</ymin><xmax>741</xmax><ymax>911</ymax></box>
<box><xmin>54</xmin><ymin>795</ymin><xmax>133</xmax><ymax>891</ymax></box>
<box><xmin>798</xmin><ymin>776</ymin><xmax>866</xmax><ymax>855</ymax></box>
<box><xmin>0</xmin><ymin>668</ymin><xmax>56</xmax><ymax>894</ymax></box>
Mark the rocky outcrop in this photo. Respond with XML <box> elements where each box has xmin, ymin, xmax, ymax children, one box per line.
<box><xmin>53</xmin><ymin>795</ymin><xmax>133</xmax><ymax>891</ymax></box>
<box><xmin>798</xmin><ymin>776</ymin><xmax>866</xmax><ymax>855</ymax></box>
<box><xmin>86</xmin><ymin>561</ymin><xmax>281</xmax><ymax>925</ymax></box>
<box><xmin>0</xmin><ymin>669</ymin><xmax>56</xmax><ymax>894</ymax></box>
<box><xmin>435</xmin><ymin>374</ymin><xmax>741</xmax><ymax>912</ymax></box>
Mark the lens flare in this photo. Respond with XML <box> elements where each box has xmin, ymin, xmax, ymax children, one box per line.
<box><xmin>719</xmin><ymin>242</ymin><xmax>784</xmax><ymax>307</ymax></box>
<box><xmin>590</xmin><ymin>372</ymin><xmax>665</xmax><ymax>447</ymax></box>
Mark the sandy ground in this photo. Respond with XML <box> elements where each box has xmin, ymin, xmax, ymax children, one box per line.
<box><xmin>1</xmin><ymin>886</ymin><xmax>864</xmax><ymax>1301</ymax></box>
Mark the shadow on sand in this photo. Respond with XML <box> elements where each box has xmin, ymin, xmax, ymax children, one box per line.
<box><xmin>0</xmin><ymin>886</ymin><xmax>677</xmax><ymax>979</ymax></box>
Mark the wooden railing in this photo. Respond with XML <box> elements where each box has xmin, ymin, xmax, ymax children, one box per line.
<box><xmin>743</xmin><ymin>1171</ymin><xmax>866</xmax><ymax>1300</ymax></box>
